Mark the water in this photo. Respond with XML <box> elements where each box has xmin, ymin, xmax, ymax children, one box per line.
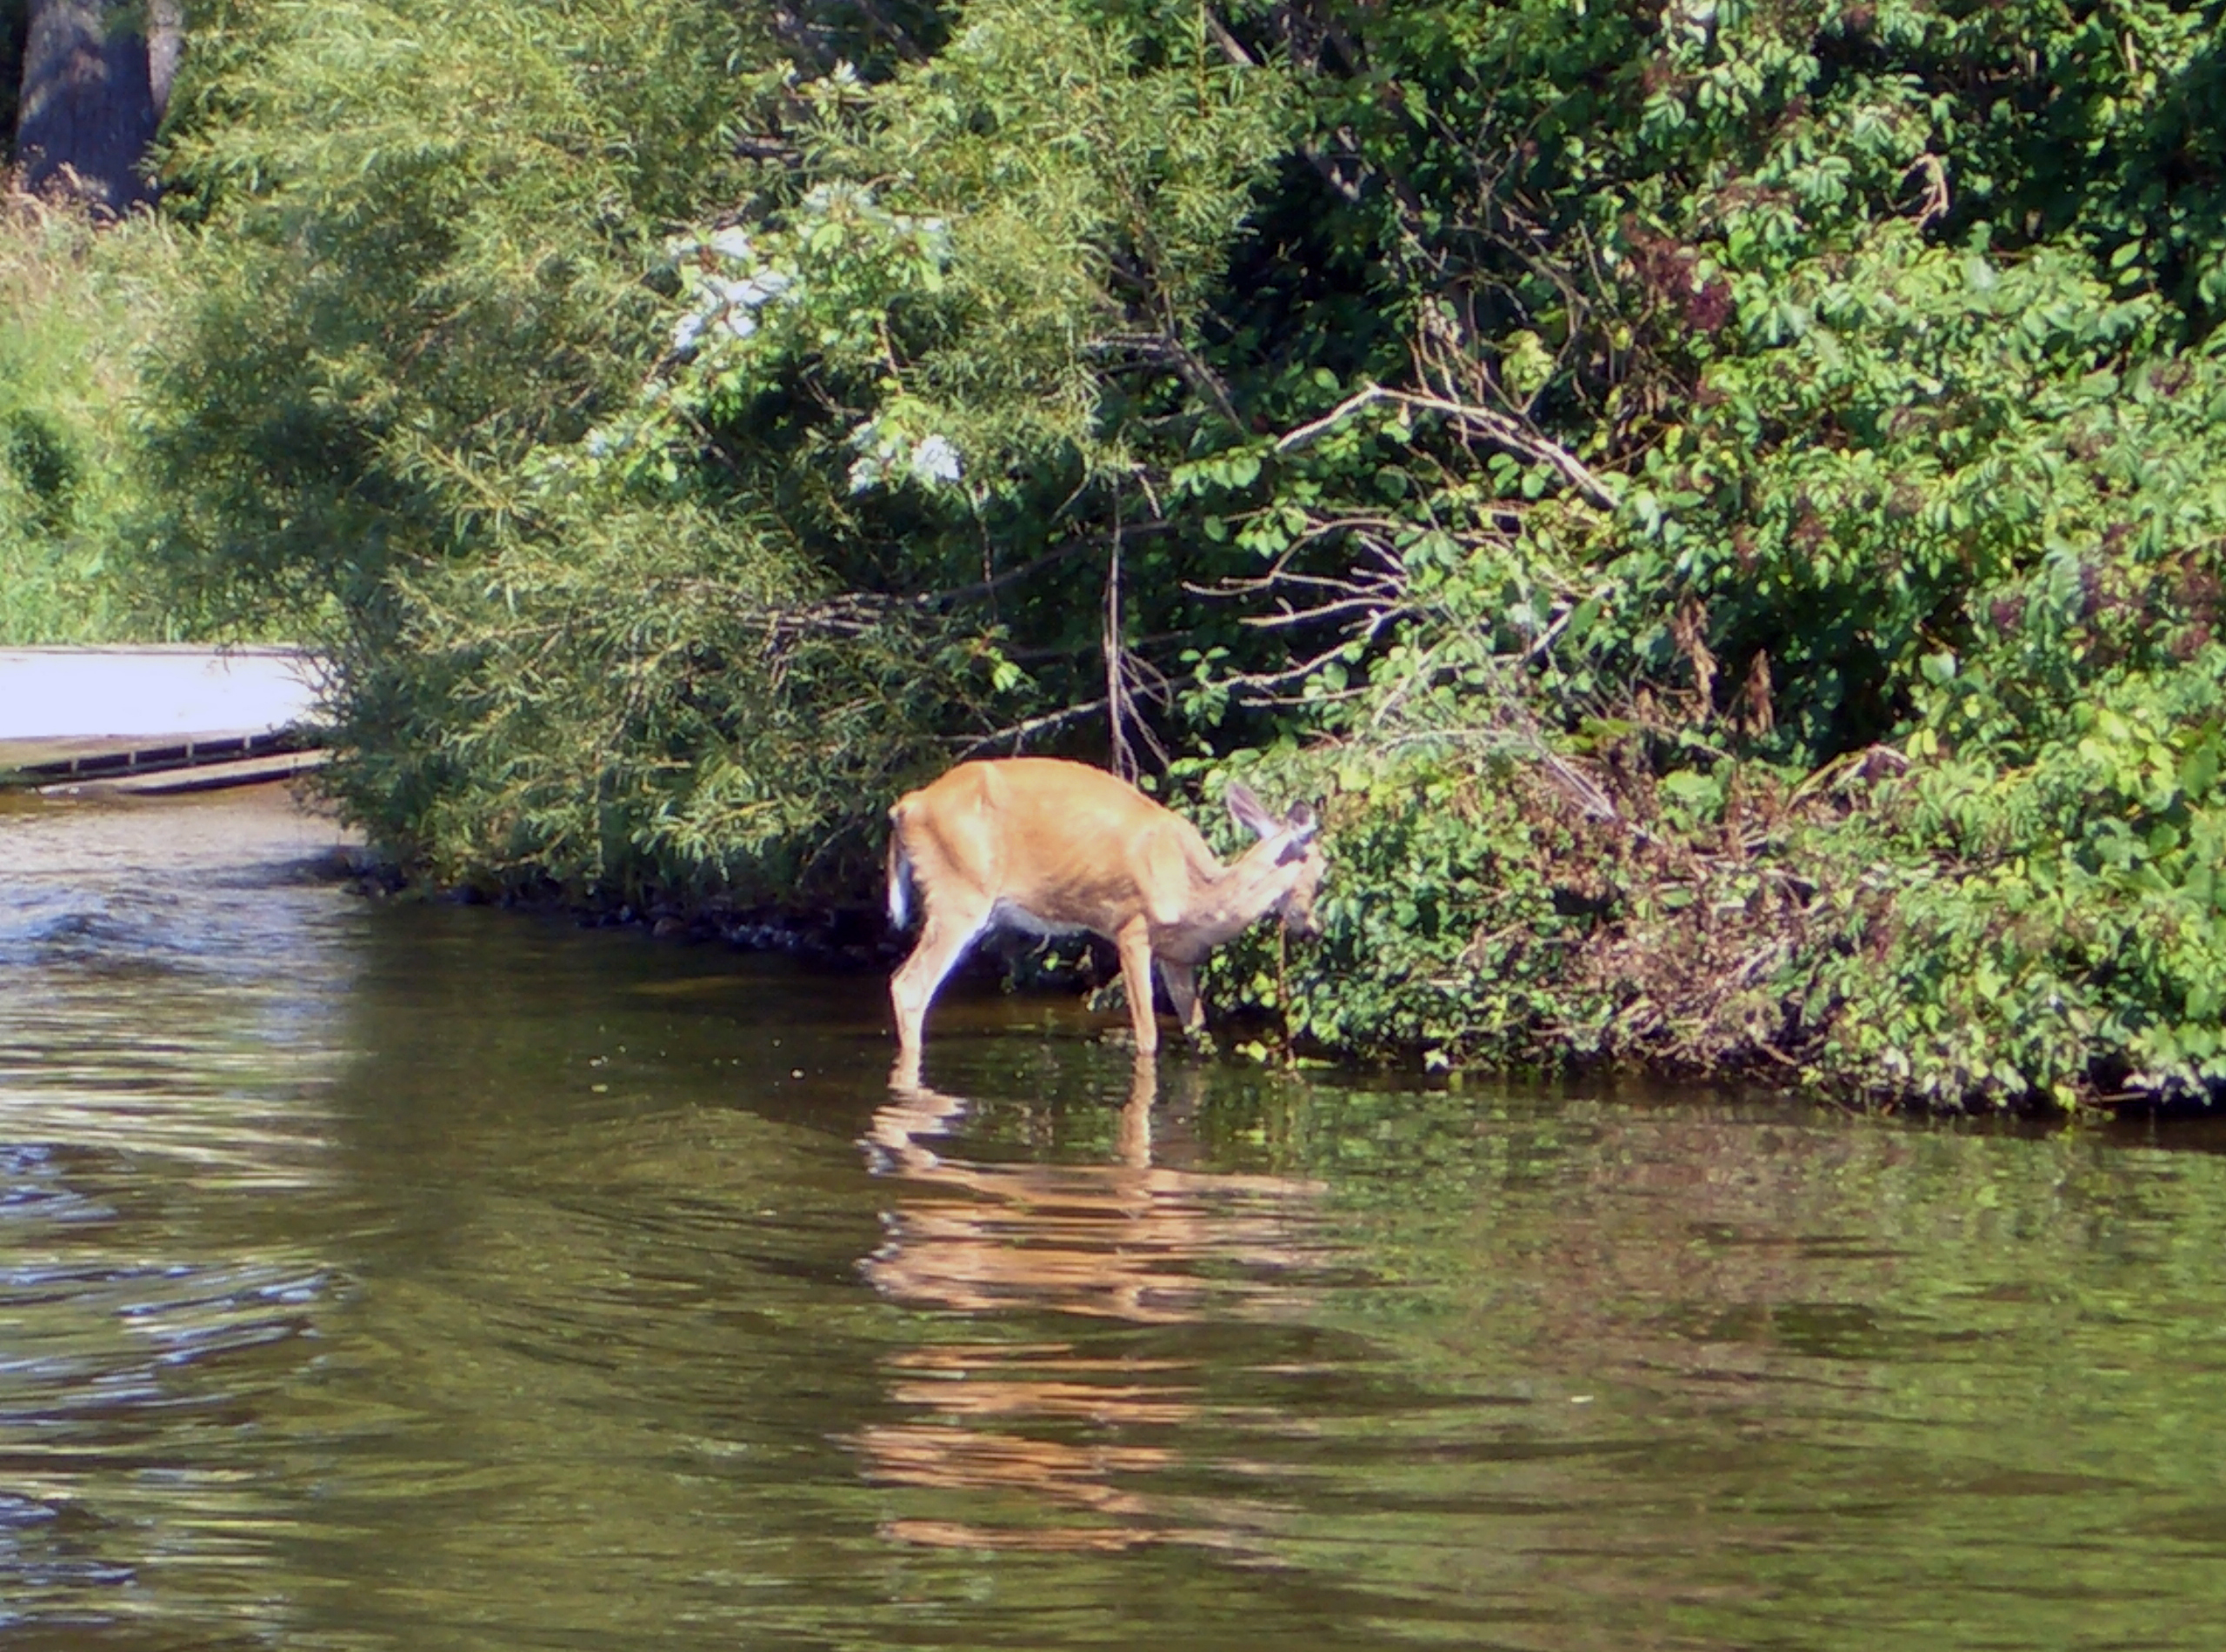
<box><xmin>4</xmin><ymin>786</ymin><xmax>2226</xmax><ymax>1649</ymax></box>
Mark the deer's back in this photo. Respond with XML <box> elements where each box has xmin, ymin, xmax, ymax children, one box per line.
<box><xmin>891</xmin><ymin>759</ymin><xmax>1214</xmax><ymax>935</ymax></box>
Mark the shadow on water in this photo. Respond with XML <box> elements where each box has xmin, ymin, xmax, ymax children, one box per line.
<box><xmin>9</xmin><ymin>789</ymin><xmax>2226</xmax><ymax>1648</ymax></box>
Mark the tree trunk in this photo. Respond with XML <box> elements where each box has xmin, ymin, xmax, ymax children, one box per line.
<box><xmin>15</xmin><ymin>0</ymin><xmax>179</xmax><ymax>215</ymax></box>
<box><xmin>147</xmin><ymin>1</ymin><xmax>183</xmax><ymax>119</ymax></box>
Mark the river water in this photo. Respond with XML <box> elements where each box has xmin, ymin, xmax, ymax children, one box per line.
<box><xmin>3</xmin><ymin>786</ymin><xmax>2226</xmax><ymax>1649</ymax></box>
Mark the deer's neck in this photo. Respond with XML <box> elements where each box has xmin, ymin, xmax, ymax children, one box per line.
<box><xmin>1160</xmin><ymin>838</ymin><xmax>1297</xmax><ymax>958</ymax></box>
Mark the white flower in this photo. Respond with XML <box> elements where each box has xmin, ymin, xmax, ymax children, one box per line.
<box><xmin>711</xmin><ymin>273</ymin><xmax>790</xmax><ymax>310</ymax></box>
<box><xmin>707</xmin><ymin>228</ymin><xmax>753</xmax><ymax>262</ymax></box>
<box><xmin>910</xmin><ymin>434</ymin><xmax>962</xmax><ymax>484</ymax></box>
<box><xmin>670</xmin><ymin>311</ymin><xmax>706</xmax><ymax>353</ymax></box>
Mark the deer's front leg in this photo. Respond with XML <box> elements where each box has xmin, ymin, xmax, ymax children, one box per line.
<box><xmin>1114</xmin><ymin>918</ymin><xmax>1160</xmax><ymax>1057</ymax></box>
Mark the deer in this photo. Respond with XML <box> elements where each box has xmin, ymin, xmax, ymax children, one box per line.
<box><xmin>885</xmin><ymin>758</ymin><xmax>1325</xmax><ymax>1072</ymax></box>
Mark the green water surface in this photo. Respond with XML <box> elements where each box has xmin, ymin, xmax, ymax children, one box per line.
<box><xmin>2</xmin><ymin>789</ymin><xmax>2223</xmax><ymax>1650</ymax></box>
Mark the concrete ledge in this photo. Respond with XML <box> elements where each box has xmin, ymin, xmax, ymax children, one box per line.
<box><xmin>37</xmin><ymin>747</ymin><xmax>332</xmax><ymax>797</ymax></box>
<box><xmin>0</xmin><ymin>645</ymin><xmax>323</xmax><ymax>741</ymax></box>
<box><xmin>0</xmin><ymin>646</ymin><xmax>327</xmax><ymax>793</ymax></box>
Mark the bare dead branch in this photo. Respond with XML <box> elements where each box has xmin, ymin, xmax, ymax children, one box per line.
<box><xmin>919</xmin><ymin>518</ymin><xmax>1179</xmax><ymax>610</ymax></box>
<box><xmin>1105</xmin><ymin>517</ymin><xmax>1136</xmax><ymax>782</ymax></box>
<box><xmin>1093</xmin><ymin>330</ymin><xmax>1248</xmax><ymax>432</ymax></box>
<box><xmin>1906</xmin><ymin>154</ymin><xmax>1950</xmax><ymax>230</ymax></box>
<box><xmin>1202</xmin><ymin>9</ymin><xmax>1257</xmax><ymax>67</ymax></box>
<box><xmin>956</xmin><ymin>697</ymin><xmax>1110</xmax><ymax>756</ymax></box>
<box><xmin>1274</xmin><ymin>383</ymin><xmax>1616</xmax><ymax>510</ymax></box>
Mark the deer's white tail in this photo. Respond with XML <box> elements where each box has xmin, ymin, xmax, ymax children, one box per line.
<box><xmin>886</xmin><ymin>822</ymin><xmax>915</xmax><ymax>930</ymax></box>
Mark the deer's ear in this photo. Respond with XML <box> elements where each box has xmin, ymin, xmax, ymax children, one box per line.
<box><xmin>1225</xmin><ymin>781</ymin><xmax>1279</xmax><ymax>840</ymax></box>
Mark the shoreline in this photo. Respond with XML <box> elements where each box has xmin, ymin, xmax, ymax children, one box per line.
<box><xmin>11</xmin><ymin>776</ymin><xmax>2189</xmax><ymax>1119</ymax></box>
<box><xmin>357</xmin><ymin>868</ymin><xmax>2161</xmax><ymax>1118</ymax></box>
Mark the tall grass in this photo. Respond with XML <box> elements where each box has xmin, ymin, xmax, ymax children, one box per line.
<box><xmin>0</xmin><ymin>187</ymin><xmax>180</xmax><ymax>643</ymax></box>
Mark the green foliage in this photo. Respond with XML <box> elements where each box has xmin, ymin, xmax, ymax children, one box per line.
<box><xmin>0</xmin><ymin>195</ymin><xmax>183</xmax><ymax>643</ymax></box>
<box><xmin>350</xmin><ymin>491</ymin><xmax>996</xmax><ymax>903</ymax></box>
<box><xmin>56</xmin><ymin>0</ymin><xmax>2226</xmax><ymax>1109</ymax></box>
<box><xmin>137</xmin><ymin>0</ymin><xmax>774</xmax><ymax>621</ymax></box>
<box><xmin>1168</xmin><ymin>0</ymin><xmax>2226</xmax><ymax>1109</ymax></box>
<box><xmin>1225</xmin><ymin>751</ymin><xmax>1580</xmax><ymax>1064</ymax></box>
<box><xmin>1809</xmin><ymin>657</ymin><xmax>2226</xmax><ymax>1108</ymax></box>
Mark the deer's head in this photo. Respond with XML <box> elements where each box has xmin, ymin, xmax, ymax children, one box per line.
<box><xmin>1226</xmin><ymin>783</ymin><xmax>1325</xmax><ymax>941</ymax></box>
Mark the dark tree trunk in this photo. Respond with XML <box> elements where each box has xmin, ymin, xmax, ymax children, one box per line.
<box><xmin>14</xmin><ymin>0</ymin><xmax>180</xmax><ymax>215</ymax></box>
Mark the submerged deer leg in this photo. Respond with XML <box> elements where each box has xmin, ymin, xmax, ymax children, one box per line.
<box><xmin>1158</xmin><ymin>960</ymin><xmax>1203</xmax><ymax>1042</ymax></box>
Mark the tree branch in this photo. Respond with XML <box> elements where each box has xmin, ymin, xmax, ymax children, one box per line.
<box><xmin>956</xmin><ymin>696</ymin><xmax>1108</xmax><ymax>756</ymax></box>
<box><xmin>917</xmin><ymin>518</ymin><xmax>1179</xmax><ymax>610</ymax></box>
<box><xmin>1274</xmin><ymin>383</ymin><xmax>1616</xmax><ymax>510</ymax></box>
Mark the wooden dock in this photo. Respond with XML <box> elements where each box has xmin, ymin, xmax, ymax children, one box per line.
<box><xmin>0</xmin><ymin>646</ymin><xmax>326</xmax><ymax>794</ymax></box>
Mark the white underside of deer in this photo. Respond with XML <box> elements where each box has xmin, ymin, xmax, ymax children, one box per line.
<box><xmin>885</xmin><ymin>758</ymin><xmax>1323</xmax><ymax>1073</ymax></box>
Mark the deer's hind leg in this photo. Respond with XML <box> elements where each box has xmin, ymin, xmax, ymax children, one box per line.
<box><xmin>890</xmin><ymin>893</ymin><xmax>992</xmax><ymax>1065</ymax></box>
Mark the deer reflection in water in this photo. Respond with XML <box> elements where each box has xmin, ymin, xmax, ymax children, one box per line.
<box><xmin>853</xmin><ymin>1058</ymin><xmax>1338</xmax><ymax>1554</ymax></box>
